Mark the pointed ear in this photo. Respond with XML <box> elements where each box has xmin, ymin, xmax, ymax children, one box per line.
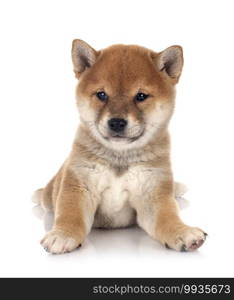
<box><xmin>157</xmin><ymin>46</ymin><xmax>183</xmax><ymax>83</ymax></box>
<box><xmin>71</xmin><ymin>39</ymin><xmax>97</xmax><ymax>78</ymax></box>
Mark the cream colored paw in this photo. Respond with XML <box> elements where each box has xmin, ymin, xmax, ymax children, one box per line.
<box><xmin>164</xmin><ymin>226</ymin><xmax>207</xmax><ymax>252</ymax></box>
<box><xmin>40</xmin><ymin>230</ymin><xmax>81</xmax><ymax>254</ymax></box>
<box><xmin>32</xmin><ymin>188</ymin><xmax>43</xmax><ymax>204</ymax></box>
<box><xmin>174</xmin><ymin>182</ymin><xmax>188</xmax><ymax>197</ymax></box>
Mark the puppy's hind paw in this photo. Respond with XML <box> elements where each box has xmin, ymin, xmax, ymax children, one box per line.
<box><xmin>174</xmin><ymin>182</ymin><xmax>188</xmax><ymax>198</ymax></box>
<box><xmin>32</xmin><ymin>188</ymin><xmax>43</xmax><ymax>204</ymax></box>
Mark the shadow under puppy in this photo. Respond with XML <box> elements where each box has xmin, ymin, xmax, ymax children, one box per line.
<box><xmin>34</xmin><ymin>40</ymin><xmax>207</xmax><ymax>254</ymax></box>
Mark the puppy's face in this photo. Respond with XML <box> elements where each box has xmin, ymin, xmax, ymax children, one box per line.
<box><xmin>72</xmin><ymin>40</ymin><xmax>183</xmax><ymax>150</ymax></box>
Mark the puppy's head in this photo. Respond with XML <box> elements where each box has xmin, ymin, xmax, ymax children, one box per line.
<box><xmin>72</xmin><ymin>40</ymin><xmax>183</xmax><ymax>150</ymax></box>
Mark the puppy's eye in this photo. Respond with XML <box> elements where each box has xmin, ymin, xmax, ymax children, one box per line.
<box><xmin>96</xmin><ymin>91</ymin><xmax>108</xmax><ymax>102</ymax></box>
<box><xmin>135</xmin><ymin>93</ymin><xmax>149</xmax><ymax>102</ymax></box>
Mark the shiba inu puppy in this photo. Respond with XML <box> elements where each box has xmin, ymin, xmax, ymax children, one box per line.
<box><xmin>34</xmin><ymin>40</ymin><xmax>207</xmax><ymax>254</ymax></box>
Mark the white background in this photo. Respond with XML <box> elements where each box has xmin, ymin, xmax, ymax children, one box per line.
<box><xmin>0</xmin><ymin>0</ymin><xmax>234</xmax><ymax>277</ymax></box>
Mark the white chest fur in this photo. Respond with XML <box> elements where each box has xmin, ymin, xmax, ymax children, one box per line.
<box><xmin>95</xmin><ymin>167</ymin><xmax>129</xmax><ymax>214</ymax></box>
<box><xmin>86</xmin><ymin>164</ymin><xmax>159</xmax><ymax>212</ymax></box>
<box><xmin>71</xmin><ymin>161</ymin><xmax>162</xmax><ymax>228</ymax></box>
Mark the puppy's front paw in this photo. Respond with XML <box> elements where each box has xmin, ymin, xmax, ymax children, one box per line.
<box><xmin>164</xmin><ymin>226</ymin><xmax>207</xmax><ymax>252</ymax></box>
<box><xmin>40</xmin><ymin>230</ymin><xmax>81</xmax><ymax>254</ymax></box>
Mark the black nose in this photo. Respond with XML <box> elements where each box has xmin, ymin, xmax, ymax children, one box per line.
<box><xmin>108</xmin><ymin>118</ymin><xmax>127</xmax><ymax>132</ymax></box>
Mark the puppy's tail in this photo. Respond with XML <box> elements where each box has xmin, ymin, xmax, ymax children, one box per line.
<box><xmin>32</xmin><ymin>188</ymin><xmax>43</xmax><ymax>205</ymax></box>
<box><xmin>174</xmin><ymin>182</ymin><xmax>188</xmax><ymax>198</ymax></box>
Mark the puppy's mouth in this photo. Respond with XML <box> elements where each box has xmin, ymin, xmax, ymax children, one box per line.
<box><xmin>103</xmin><ymin>131</ymin><xmax>144</xmax><ymax>143</ymax></box>
<box><xmin>109</xmin><ymin>134</ymin><xmax>128</xmax><ymax>142</ymax></box>
<box><xmin>110</xmin><ymin>133</ymin><xmax>126</xmax><ymax>139</ymax></box>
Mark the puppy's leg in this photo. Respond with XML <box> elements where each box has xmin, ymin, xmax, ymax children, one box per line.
<box><xmin>41</xmin><ymin>168</ymin><xmax>94</xmax><ymax>254</ymax></box>
<box><xmin>40</xmin><ymin>176</ymin><xmax>55</xmax><ymax>211</ymax></box>
<box><xmin>135</xmin><ymin>181</ymin><xmax>206</xmax><ymax>252</ymax></box>
<box><xmin>32</xmin><ymin>165</ymin><xmax>63</xmax><ymax>211</ymax></box>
